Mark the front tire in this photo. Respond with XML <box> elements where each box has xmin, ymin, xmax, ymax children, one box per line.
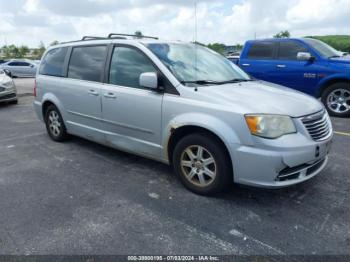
<box><xmin>173</xmin><ymin>133</ymin><xmax>232</xmax><ymax>195</ymax></box>
<box><xmin>44</xmin><ymin>105</ymin><xmax>68</xmax><ymax>142</ymax></box>
<box><xmin>321</xmin><ymin>83</ymin><xmax>350</xmax><ymax>117</ymax></box>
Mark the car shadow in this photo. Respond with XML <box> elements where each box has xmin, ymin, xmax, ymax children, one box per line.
<box><xmin>66</xmin><ymin>135</ymin><xmax>316</xmax><ymax>206</ymax></box>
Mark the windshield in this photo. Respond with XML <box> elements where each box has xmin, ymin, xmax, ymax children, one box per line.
<box><xmin>146</xmin><ymin>43</ymin><xmax>250</xmax><ymax>85</ymax></box>
<box><xmin>303</xmin><ymin>38</ymin><xmax>341</xmax><ymax>58</ymax></box>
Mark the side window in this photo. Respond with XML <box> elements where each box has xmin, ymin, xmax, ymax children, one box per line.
<box><xmin>247</xmin><ymin>42</ymin><xmax>275</xmax><ymax>60</ymax></box>
<box><xmin>19</xmin><ymin>62</ymin><xmax>30</xmax><ymax>66</ymax></box>
<box><xmin>68</xmin><ymin>45</ymin><xmax>107</xmax><ymax>82</ymax></box>
<box><xmin>8</xmin><ymin>62</ymin><xmax>19</xmax><ymax>66</ymax></box>
<box><xmin>39</xmin><ymin>47</ymin><xmax>68</xmax><ymax>77</ymax></box>
<box><xmin>109</xmin><ymin>46</ymin><xmax>157</xmax><ymax>89</ymax></box>
<box><xmin>278</xmin><ymin>41</ymin><xmax>308</xmax><ymax>60</ymax></box>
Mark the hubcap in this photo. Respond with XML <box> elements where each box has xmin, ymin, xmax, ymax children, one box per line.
<box><xmin>180</xmin><ymin>145</ymin><xmax>217</xmax><ymax>187</ymax></box>
<box><xmin>327</xmin><ymin>89</ymin><xmax>350</xmax><ymax>114</ymax></box>
<box><xmin>48</xmin><ymin>111</ymin><xmax>61</xmax><ymax>137</ymax></box>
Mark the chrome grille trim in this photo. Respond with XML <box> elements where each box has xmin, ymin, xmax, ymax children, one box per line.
<box><xmin>301</xmin><ymin>110</ymin><xmax>332</xmax><ymax>141</ymax></box>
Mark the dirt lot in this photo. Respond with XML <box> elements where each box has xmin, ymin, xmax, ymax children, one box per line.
<box><xmin>0</xmin><ymin>78</ymin><xmax>349</xmax><ymax>255</ymax></box>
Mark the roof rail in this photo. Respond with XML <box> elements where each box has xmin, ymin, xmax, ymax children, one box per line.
<box><xmin>60</xmin><ymin>33</ymin><xmax>158</xmax><ymax>45</ymax></box>
<box><xmin>82</xmin><ymin>36</ymin><xmax>107</xmax><ymax>41</ymax></box>
<box><xmin>108</xmin><ymin>33</ymin><xmax>158</xmax><ymax>40</ymax></box>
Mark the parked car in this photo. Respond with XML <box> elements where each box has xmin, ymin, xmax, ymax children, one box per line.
<box><xmin>34</xmin><ymin>34</ymin><xmax>333</xmax><ymax>195</ymax></box>
<box><xmin>237</xmin><ymin>38</ymin><xmax>350</xmax><ymax>117</ymax></box>
<box><xmin>0</xmin><ymin>59</ymin><xmax>37</xmax><ymax>78</ymax></box>
<box><xmin>0</xmin><ymin>59</ymin><xmax>8</xmax><ymax>65</ymax></box>
<box><xmin>226</xmin><ymin>52</ymin><xmax>240</xmax><ymax>64</ymax></box>
<box><xmin>0</xmin><ymin>69</ymin><xmax>17</xmax><ymax>104</ymax></box>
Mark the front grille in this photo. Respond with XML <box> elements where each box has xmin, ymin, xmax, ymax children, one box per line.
<box><xmin>0</xmin><ymin>93</ymin><xmax>16</xmax><ymax>100</ymax></box>
<box><xmin>276</xmin><ymin>157</ymin><xmax>326</xmax><ymax>182</ymax></box>
<box><xmin>301</xmin><ymin>111</ymin><xmax>331</xmax><ymax>141</ymax></box>
<box><xmin>306</xmin><ymin>158</ymin><xmax>326</xmax><ymax>176</ymax></box>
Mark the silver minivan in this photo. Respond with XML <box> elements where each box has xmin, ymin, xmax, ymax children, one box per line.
<box><xmin>34</xmin><ymin>34</ymin><xmax>333</xmax><ymax>195</ymax></box>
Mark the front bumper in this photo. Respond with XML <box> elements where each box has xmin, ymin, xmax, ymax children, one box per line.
<box><xmin>0</xmin><ymin>90</ymin><xmax>17</xmax><ymax>102</ymax></box>
<box><xmin>230</xmin><ymin>132</ymin><xmax>332</xmax><ymax>188</ymax></box>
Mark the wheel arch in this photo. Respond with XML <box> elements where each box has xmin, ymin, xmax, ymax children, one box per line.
<box><xmin>166</xmin><ymin>125</ymin><xmax>233</xmax><ymax>170</ymax></box>
<box><xmin>41</xmin><ymin>93</ymin><xmax>66</xmax><ymax>120</ymax></box>
<box><xmin>319</xmin><ymin>76</ymin><xmax>350</xmax><ymax>97</ymax></box>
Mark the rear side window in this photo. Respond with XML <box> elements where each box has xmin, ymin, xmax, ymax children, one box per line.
<box><xmin>109</xmin><ymin>46</ymin><xmax>157</xmax><ymax>89</ymax></box>
<box><xmin>9</xmin><ymin>62</ymin><xmax>30</xmax><ymax>66</ymax></box>
<box><xmin>247</xmin><ymin>42</ymin><xmax>275</xmax><ymax>60</ymax></box>
<box><xmin>278</xmin><ymin>41</ymin><xmax>308</xmax><ymax>60</ymax></box>
<box><xmin>68</xmin><ymin>45</ymin><xmax>107</xmax><ymax>82</ymax></box>
<box><xmin>39</xmin><ymin>47</ymin><xmax>68</xmax><ymax>77</ymax></box>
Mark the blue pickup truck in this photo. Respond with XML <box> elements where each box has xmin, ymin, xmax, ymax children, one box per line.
<box><xmin>236</xmin><ymin>38</ymin><xmax>350</xmax><ymax>117</ymax></box>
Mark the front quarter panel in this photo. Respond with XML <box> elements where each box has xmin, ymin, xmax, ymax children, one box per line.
<box><xmin>161</xmin><ymin>93</ymin><xmax>253</xmax><ymax>162</ymax></box>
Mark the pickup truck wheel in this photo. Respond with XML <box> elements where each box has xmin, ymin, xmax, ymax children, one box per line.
<box><xmin>45</xmin><ymin>105</ymin><xmax>68</xmax><ymax>142</ymax></box>
<box><xmin>173</xmin><ymin>133</ymin><xmax>232</xmax><ymax>195</ymax></box>
<box><xmin>322</xmin><ymin>83</ymin><xmax>350</xmax><ymax>117</ymax></box>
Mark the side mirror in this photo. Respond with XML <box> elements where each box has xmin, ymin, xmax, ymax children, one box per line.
<box><xmin>297</xmin><ymin>52</ymin><xmax>315</xmax><ymax>62</ymax></box>
<box><xmin>139</xmin><ymin>72</ymin><xmax>158</xmax><ymax>90</ymax></box>
<box><xmin>3</xmin><ymin>69</ymin><xmax>12</xmax><ymax>78</ymax></box>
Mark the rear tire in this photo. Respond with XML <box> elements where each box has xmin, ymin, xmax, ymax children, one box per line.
<box><xmin>44</xmin><ymin>105</ymin><xmax>68</xmax><ymax>142</ymax></box>
<box><xmin>321</xmin><ymin>83</ymin><xmax>350</xmax><ymax>117</ymax></box>
<box><xmin>173</xmin><ymin>133</ymin><xmax>232</xmax><ymax>195</ymax></box>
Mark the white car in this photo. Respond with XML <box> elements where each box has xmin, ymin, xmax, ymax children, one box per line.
<box><xmin>0</xmin><ymin>69</ymin><xmax>17</xmax><ymax>104</ymax></box>
<box><xmin>0</xmin><ymin>59</ymin><xmax>37</xmax><ymax>78</ymax></box>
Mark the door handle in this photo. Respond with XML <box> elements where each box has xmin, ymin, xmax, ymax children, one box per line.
<box><xmin>277</xmin><ymin>64</ymin><xmax>286</xmax><ymax>68</ymax></box>
<box><xmin>104</xmin><ymin>92</ymin><xmax>116</xmax><ymax>99</ymax></box>
<box><xmin>88</xmin><ymin>90</ymin><xmax>99</xmax><ymax>96</ymax></box>
<box><xmin>242</xmin><ymin>63</ymin><xmax>250</xmax><ymax>67</ymax></box>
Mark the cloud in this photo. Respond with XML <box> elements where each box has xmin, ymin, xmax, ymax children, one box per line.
<box><xmin>0</xmin><ymin>0</ymin><xmax>349</xmax><ymax>47</ymax></box>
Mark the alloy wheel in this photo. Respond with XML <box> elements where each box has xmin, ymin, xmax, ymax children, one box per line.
<box><xmin>327</xmin><ymin>88</ymin><xmax>350</xmax><ymax>114</ymax></box>
<box><xmin>180</xmin><ymin>145</ymin><xmax>217</xmax><ymax>187</ymax></box>
<box><xmin>48</xmin><ymin>110</ymin><xmax>62</xmax><ymax>137</ymax></box>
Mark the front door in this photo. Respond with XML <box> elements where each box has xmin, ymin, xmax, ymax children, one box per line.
<box><xmin>101</xmin><ymin>45</ymin><xmax>163</xmax><ymax>158</ymax></box>
<box><xmin>272</xmin><ymin>40</ymin><xmax>321</xmax><ymax>95</ymax></box>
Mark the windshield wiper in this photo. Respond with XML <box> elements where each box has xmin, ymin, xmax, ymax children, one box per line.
<box><xmin>216</xmin><ymin>79</ymin><xmax>253</xmax><ymax>84</ymax></box>
<box><xmin>181</xmin><ymin>79</ymin><xmax>253</xmax><ymax>86</ymax></box>
<box><xmin>180</xmin><ymin>80</ymin><xmax>223</xmax><ymax>85</ymax></box>
<box><xmin>329</xmin><ymin>55</ymin><xmax>341</xmax><ymax>59</ymax></box>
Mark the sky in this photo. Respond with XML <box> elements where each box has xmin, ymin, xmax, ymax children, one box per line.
<box><xmin>0</xmin><ymin>0</ymin><xmax>349</xmax><ymax>48</ymax></box>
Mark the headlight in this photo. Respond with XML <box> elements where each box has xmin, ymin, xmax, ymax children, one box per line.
<box><xmin>245</xmin><ymin>114</ymin><xmax>296</xmax><ymax>139</ymax></box>
<box><xmin>1</xmin><ymin>81</ymin><xmax>14</xmax><ymax>88</ymax></box>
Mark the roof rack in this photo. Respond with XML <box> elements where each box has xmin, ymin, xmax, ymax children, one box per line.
<box><xmin>82</xmin><ymin>36</ymin><xmax>108</xmax><ymax>40</ymax></box>
<box><xmin>108</xmin><ymin>33</ymin><xmax>158</xmax><ymax>40</ymax></box>
<box><xmin>61</xmin><ymin>33</ymin><xmax>158</xmax><ymax>44</ymax></box>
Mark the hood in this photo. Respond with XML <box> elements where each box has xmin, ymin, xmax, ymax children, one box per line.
<box><xmin>0</xmin><ymin>73</ymin><xmax>8</xmax><ymax>84</ymax></box>
<box><xmin>193</xmin><ymin>81</ymin><xmax>323</xmax><ymax>118</ymax></box>
<box><xmin>329</xmin><ymin>55</ymin><xmax>350</xmax><ymax>64</ymax></box>
<box><xmin>0</xmin><ymin>73</ymin><xmax>11</xmax><ymax>84</ymax></box>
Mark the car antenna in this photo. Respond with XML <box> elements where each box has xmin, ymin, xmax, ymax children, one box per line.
<box><xmin>194</xmin><ymin>0</ymin><xmax>198</xmax><ymax>92</ymax></box>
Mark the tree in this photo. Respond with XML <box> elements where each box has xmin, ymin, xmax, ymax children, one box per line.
<box><xmin>274</xmin><ymin>30</ymin><xmax>290</xmax><ymax>38</ymax></box>
<box><xmin>135</xmin><ymin>31</ymin><xmax>143</xmax><ymax>38</ymax></box>
<box><xmin>37</xmin><ymin>41</ymin><xmax>46</xmax><ymax>59</ymax></box>
<box><xmin>19</xmin><ymin>45</ymin><xmax>30</xmax><ymax>57</ymax></box>
<box><xmin>7</xmin><ymin>45</ymin><xmax>21</xmax><ymax>58</ymax></box>
<box><xmin>207</xmin><ymin>43</ymin><xmax>225</xmax><ymax>54</ymax></box>
<box><xmin>50</xmin><ymin>40</ymin><xmax>60</xmax><ymax>46</ymax></box>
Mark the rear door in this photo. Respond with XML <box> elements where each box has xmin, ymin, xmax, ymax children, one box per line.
<box><xmin>239</xmin><ymin>41</ymin><xmax>279</xmax><ymax>81</ymax></box>
<box><xmin>100</xmin><ymin>45</ymin><xmax>163</xmax><ymax>158</ymax></box>
<box><xmin>62</xmin><ymin>45</ymin><xmax>108</xmax><ymax>142</ymax></box>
